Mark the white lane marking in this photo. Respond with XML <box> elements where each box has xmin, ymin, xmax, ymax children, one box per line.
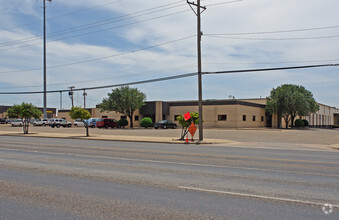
<box><xmin>0</xmin><ymin>146</ymin><xmax>339</xmax><ymax>178</ymax></box>
<box><xmin>178</xmin><ymin>186</ymin><xmax>339</xmax><ymax>208</ymax></box>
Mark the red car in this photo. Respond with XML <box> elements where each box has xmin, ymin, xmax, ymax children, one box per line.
<box><xmin>96</xmin><ymin>118</ymin><xmax>118</xmax><ymax>128</ymax></box>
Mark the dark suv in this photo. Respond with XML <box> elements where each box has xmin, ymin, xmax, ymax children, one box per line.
<box><xmin>0</xmin><ymin>118</ymin><xmax>8</xmax><ymax>124</ymax></box>
<box><xmin>96</xmin><ymin>118</ymin><xmax>118</xmax><ymax>129</ymax></box>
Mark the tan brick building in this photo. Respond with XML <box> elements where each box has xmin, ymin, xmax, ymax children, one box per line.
<box><xmin>57</xmin><ymin>98</ymin><xmax>339</xmax><ymax>129</ymax></box>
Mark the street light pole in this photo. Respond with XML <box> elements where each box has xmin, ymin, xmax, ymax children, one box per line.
<box><xmin>43</xmin><ymin>0</ymin><xmax>52</xmax><ymax>118</ymax></box>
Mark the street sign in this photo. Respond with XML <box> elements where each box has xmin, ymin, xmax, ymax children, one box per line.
<box><xmin>188</xmin><ymin>122</ymin><xmax>197</xmax><ymax>138</ymax></box>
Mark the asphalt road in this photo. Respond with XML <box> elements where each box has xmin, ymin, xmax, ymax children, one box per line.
<box><xmin>0</xmin><ymin>136</ymin><xmax>338</xmax><ymax>219</ymax></box>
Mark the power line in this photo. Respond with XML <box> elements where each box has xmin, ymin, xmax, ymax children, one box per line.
<box><xmin>204</xmin><ymin>64</ymin><xmax>339</xmax><ymax>75</ymax></box>
<box><xmin>0</xmin><ymin>1</ymin><xmax>186</xmax><ymax>49</ymax></box>
<box><xmin>0</xmin><ymin>0</ymin><xmax>125</xmax><ymax>34</ymax></box>
<box><xmin>0</xmin><ymin>64</ymin><xmax>197</xmax><ymax>90</ymax></box>
<box><xmin>0</xmin><ymin>35</ymin><xmax>195</xmax><ymax>74</ymax></box>
<box><xmin>205</xmin><ymin>25</ymin><xmax>339</xmax><ymax>36</ymax></box>
<box><xmin>205</xmin><ymin>0</ymin><xmax>243</xmax><ymax>7</ymax></box>
<box><xmin>204</xmin><ymin>34</ymin><xmax>339</xmax><ymax>41</ymax></box>
<box><xmin>0</xmin><ymin>63</ymin><xmax>337</xmax><ymax>95</ymax></box>
<box><xmin>0</xmin><ymin>10</ymin><xmax>189</xmax><ymax>52</ymax></box>
<box><xmin>48</xmin><ymin>0</ymin><xmax>125</xmax><ymax>20</ymax></box>
<box><xmin>4</xmin><ymin>57</ymin><xmax>339</xmax><ymax>90</ymax></box>
<box><xmin>203</xmin><ymin>59</ymin><xmax>339</xmax><ymax>66</ymax></box>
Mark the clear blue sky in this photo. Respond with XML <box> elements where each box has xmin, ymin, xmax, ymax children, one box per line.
<box><xmin>0</xmin><ymin>0</ymin><xmax>338</xmax><ymax>110</ymax></box>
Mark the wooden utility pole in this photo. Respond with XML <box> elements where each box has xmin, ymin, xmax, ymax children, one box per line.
<box><xmin>59</xmin><ymin>91</ymin><xmax>62</xmax><ymax>110</ymax></box>
<box><xmin>187</xmin><ymin>0</ymin><xmax>206</xmax><ymax>141</ymax></box>
<box><xmin>69</xmin><ymin>86</ymin><xmax>75</xmax><ymax>108</ymax></box>
<box><xmin>83</xmin><ymin>89</ymin><xmax>87</xmax><ymax>109</ymax></box>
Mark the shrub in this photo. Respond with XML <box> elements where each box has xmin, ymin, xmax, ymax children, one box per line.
<box><xmin>302</xmin><ymin>119</ymin><xmax>309</xmax><ymax>127</ymax></box>
<box><xmin>117</xmin><ymin>118</ymin><xmax>129</xmax><ymax>128</ymax></box>
<box><xmin>295</xmin><ymin>119</ymin><xmax>304</xmax><ymax>128</ymax></box>
<box><xmin>140</xmin><ymin>117</ymin><xmax>153</xmax><ymax>128</ymax></box>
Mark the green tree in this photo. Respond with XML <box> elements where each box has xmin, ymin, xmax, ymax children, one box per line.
<box><xmin>117</xmin><ymin>118</ymin><xmax>129</xmax><ymax>128</ymax></box>
<box><xmin>266</xmin><ymin>84</ymin><xmax>319</xmax><ymax>128</ymax></box>
<box><xmin>99</xmin><ymin>86</ymin><xmax>146</xmax><ymax>128</ymax></box>
<box><xmin>69</xmin><ymin>106</ymin><xmax>91</xmax><ymax>137</ymax></box>
<box><xmin>140</xmin><ymin>117</ymin><xmax>153</xmax><ymax>128</ymax></box>
<box><xmin>7</xmin><ymin>103</ymin><xmax>42</xmax><ymax>134</ymax></box>
<box><xmin>176</xmin><ymin>112</ymin><xmax>199</xmax><ymax>140</ymax></box>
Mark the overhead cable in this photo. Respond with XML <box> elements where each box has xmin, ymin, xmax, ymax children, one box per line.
<box><xmin>0</xmin><ymin>1</ymin><xmax>186</xmax><ymax>49</ymax></box>
<box><xmin>204</xmin><ymin>35</ymin><xmax>339</xmax><ymax>41</ymax></box>
<box><xmin>0</xmin><ymin>63</ymin><xmax>337</xmax><ymax>95</ymax></box>
<box><xmin>0</xmin><ymin>35</ymin><xmax>195</xmax><ymax>74</ymax></box>
<box><xmin>205</xmin><ymin>25</ymin><xmax>339</xmax><ymax>36</ymax></box>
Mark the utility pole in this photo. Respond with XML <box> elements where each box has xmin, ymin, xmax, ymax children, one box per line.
<box><xmin>59</xmin><ymin>91</ymin><xmax>62</xmax><ymax>110</ymax></box>
<box><xmin>83</xmin><ymin>89</ymin><xmax>87</xmax><ymax>109</ymax></box>
<box><xmin>188</xmin><ymin>0</ymin><xmax>206</xmax><ymax>141</ymax></box>
<box><xmin>42</xmin><ymin>0</ymin><xmax>52</xmax><ymax>118</ymax></box>
<box><xmin>68</xmin><ymin>86</ymin><xmax>75</xmax><ymax>108</ymax></box>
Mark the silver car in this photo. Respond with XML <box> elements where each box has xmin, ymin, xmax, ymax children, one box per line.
<box><xmin>74</xmin><ymin>119</ymin><xmax>85</xmax><ymax>127</ymax></box>
<box><xmin>11</xmin><ymin>119</ymin><xmax>23</xmax><ymax>127</ymax></box>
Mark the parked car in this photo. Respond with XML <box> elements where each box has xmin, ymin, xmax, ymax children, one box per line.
<box><xmin>49</xmin><ymin>119</ymin><xmax>72</xmax><ymax>128</ymax></box>
<box><xmin>33</xmin><ymin>118</ymin><xmax>49</xmax><ymax>126</ymax></box>
<box><xmin>11</xmin><ymin>119</ymin><xmax>23</xmax><ymax>127</ymax></box>
<box><xmin>96</xmin><ymin>118</ymin><xmax>118</xmax><ymax>129</ymax></box>
<box><xmin>87</xmin><ymin>118</ymin><xmax>99</xmax><ymax>128</ymax></box>
<box><xmin>0</xmin><ymin>118</ymin><xmax>8</xmax><ymax>124</ymax></box>
<box><xmin>74</xmin><ymin>119</ymin><xmax>85</xmax><ymax>127</ymax></box>
<box><xmin>154</xmin><ymin>120</ymin><xmax>177</xmax><ymax>129</ymax></box>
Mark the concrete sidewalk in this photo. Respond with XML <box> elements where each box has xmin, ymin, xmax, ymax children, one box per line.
<box><xmin>0</xmin><ymin>125</ymin><xmax>338</xmax><ymax>150</ymax></box>
<box><xmin>0</xmin><ymin>129</ymin><xmax>228</xmax><ymax>145</ymax></box>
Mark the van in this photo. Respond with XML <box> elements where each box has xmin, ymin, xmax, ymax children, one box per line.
<box><xmin>96</xmin><ymin>118</ymin><xmax>117</xmax><ymax>128</ymax></box>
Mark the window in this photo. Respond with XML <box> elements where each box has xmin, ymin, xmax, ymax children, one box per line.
<box><xmin>243</xmin><ymin>115</ymin><xmax>246</xmax><ymax>121</ymax></box>
<box><xmin>134</xmin><ymin>115</ymin><xmax>139</xmax><ymax>121</ymax></box>
<box><xmin>174</xmin><ymin>115</ymin><xmax>181</xmax><ymax>121</ymax></box>
<box><xmin>120</xmin><ymin>116</ymin><xmax>127</xmax><ymax>120</ymax></box>
<box><xmin>218</xmin><ymin>115</ymin><xmax>227</xmax><ymax>121</ymax></box>
<box><xmin>252</xmin><ymin>116</ymin><xmax>256</xmax><ymax>121</ymax></box>
<box><xmin>261</xmin><ymin>116</ymin><xmax>264</xmax><ymax>122</ymax></box>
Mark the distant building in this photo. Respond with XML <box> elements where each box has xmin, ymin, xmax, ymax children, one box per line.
<box><xmin>57</xmin><ymin>98</ymin><xmax>339</xmax><ymax>129</ymax></box>
<box><xmin>0</xmin><ymin>105</ymin><xmax>56</xmax><ymax>119</ymax></box>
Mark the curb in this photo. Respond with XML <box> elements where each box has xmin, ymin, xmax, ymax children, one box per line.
<box><xmin>0</xmin><ymin>132</ymin><xmax>224</xmax><ymax>145</ymax></box>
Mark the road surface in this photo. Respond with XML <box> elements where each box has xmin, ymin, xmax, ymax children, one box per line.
<box><xmin>0</xmin><ymin>136</ymin><xmax>338</xmax><ymax>219</ymax></box>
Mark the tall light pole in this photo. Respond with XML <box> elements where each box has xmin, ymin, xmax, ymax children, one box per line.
<box><xmin>43</xmin><ymin>0</ymin><xmax>52</xmax><ymax>118</ymax></box>
<box><xmin>188</xmin><ymin>0</ymin><xmax>206</xmax><ymax>141</ymax></box>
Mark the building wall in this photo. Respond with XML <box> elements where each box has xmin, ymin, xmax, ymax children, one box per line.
<box><xmin>305</xmin><ymin>104</ymin><xmax>339</xmax><ymax>127</ymax></box>
<box><xmin>334</xmin><ymin>114</ymin><xmax>339</xmax><ymax>125</ymax></box>
<box><xmin>52</xmin><ymin>99</ymin><xmax>339</xmax><ymax>129</ymax></box>
<box><xmin>167</xmin><ymin>103</ymin><xmax>266</xmax><ymax>128</ymax></box>
<box><xmin>155</xmin><ymin>101</ymin><xmax>163</xmax><ymax>122</ymax></box>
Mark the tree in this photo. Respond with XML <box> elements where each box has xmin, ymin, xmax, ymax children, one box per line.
<box><xmin>176</xmin><ymin>112</ymin><xmax>199</xmax><ymax>140</ymax></box>
<box><xmin>117</xmin><ymin>118</ymin><xmax>129</xmax><ymax>128</ymax></box>
<box><xmin>99</xmin><ymin>86</ymin><xmax>146</xmax><ymax>128</ymax></box>
<box><xmin>140</xmin><ymin>117</ymin><xmax>153</xmax><ymax>128</ymax></box>
<box><xmin>7</xmin><ymin>103</ymin><xmax>42</xmax><ymax>134</ymax></box>
<box><xmin>266</xmin><ymin>84</ymin><xmax>319</xmax><ymax>128</ymax></box>
<box><xmin>69</xmin><ymin>106</ymin><xmax>91</xmax><ymax>137</ymax></box>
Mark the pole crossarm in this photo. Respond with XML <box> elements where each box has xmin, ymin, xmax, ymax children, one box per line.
<box><xmin>187</xmin><ymin>1</ymin><xmax>206</xmax><ymax>15</ymax></box>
